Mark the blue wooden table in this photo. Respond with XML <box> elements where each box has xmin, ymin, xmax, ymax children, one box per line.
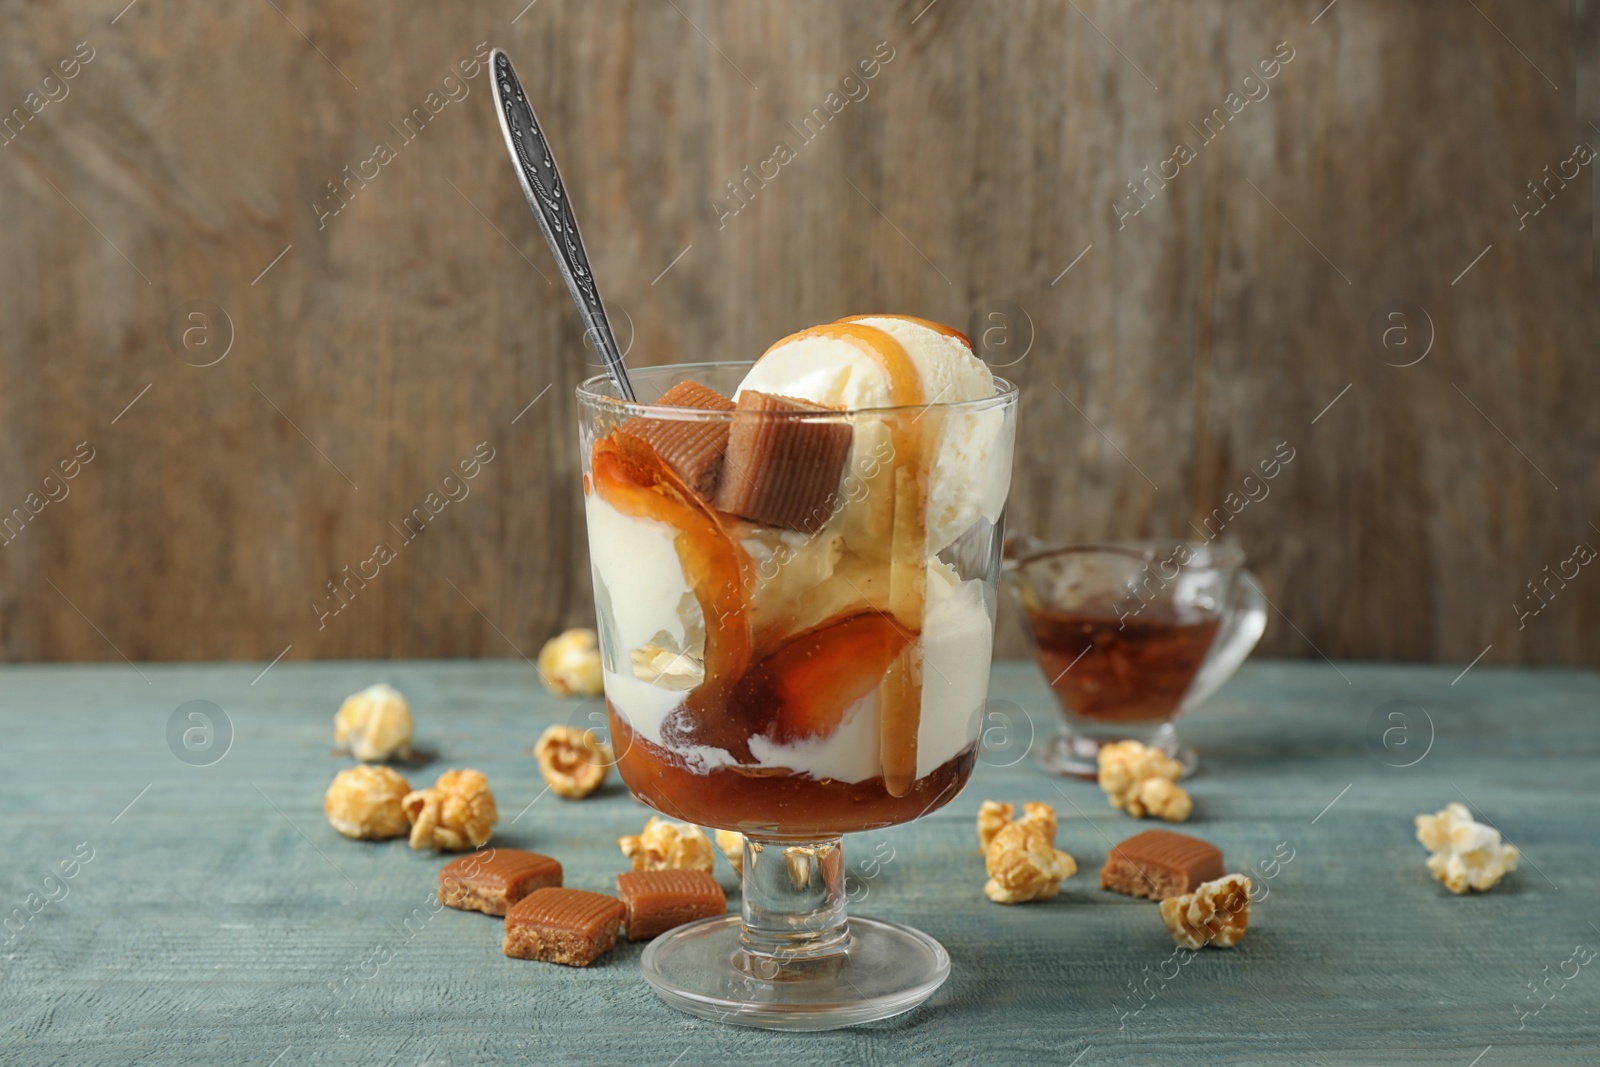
<box><xmin>2</xmin><ymin>660</ymin><xmax>1596</xmax><ymax>1066</ymax></box>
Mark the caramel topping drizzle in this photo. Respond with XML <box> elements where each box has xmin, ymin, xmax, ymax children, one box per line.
<box><xmin>775</xmin><ymin>321</ymin><xmax>934</xmax><ymax>796</ymax></box>
<box><xmin>590</xmin><ymin>430</ymin><xmax>753</xmax><ymax>719</ymax></box>
<box><xmin>773</xmin><ymin>323</ymin><xmax>925</xmax><ymax>407</ymax></box>
<box><xmin>835</xmin><ymin>313</ymin><xmax>974</xmax><ymax>351</ymax></box>
<box><xmin>877</xmin><ymin>410</ymin><xmax>942</xmax><ymax>797</ymax></box>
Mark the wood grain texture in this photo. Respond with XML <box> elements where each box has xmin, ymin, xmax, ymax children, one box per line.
<box><xmin>0</xmin><ymin>660</ymin><xmax>1596</xmax><ymax>1065</ymax></box>
<box><xmin>0</xmin><ymin>1</ymin><xmax>1595</xmax><ymax>665</ymax></box>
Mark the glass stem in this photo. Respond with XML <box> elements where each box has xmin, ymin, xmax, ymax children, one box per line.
<box><xmin>740</xmin><ymin>835</ymin><xmax>849</xmax><ymax>960</ymax></box>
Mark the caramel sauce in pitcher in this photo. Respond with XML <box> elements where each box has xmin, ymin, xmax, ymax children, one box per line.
<box><xmin>1026</xmin><ymin>603</ymin><xmax>1222</xmax><ymax>724</ymax></box>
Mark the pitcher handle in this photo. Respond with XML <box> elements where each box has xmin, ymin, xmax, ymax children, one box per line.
<box><xmin>1179</xmin><ymin>570</ymin><xmax>1267</xmax><ymax>714</ymax></box>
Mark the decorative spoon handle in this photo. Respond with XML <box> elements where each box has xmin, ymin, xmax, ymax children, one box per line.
<box><xmin>488</xmin><ymin>48</ymin><xmax>635</xmax><ymax>401</ymax></box>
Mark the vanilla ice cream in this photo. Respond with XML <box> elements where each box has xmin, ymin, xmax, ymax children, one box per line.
<box><xmin>736</xmin><ymin>316</ymin><xmax>1010</xmax><ymax>554</ymax></box>
<box><xmin>584</xmin><ymin>494</ymin><xmax>704</xmax><ymax>663</ymax></box>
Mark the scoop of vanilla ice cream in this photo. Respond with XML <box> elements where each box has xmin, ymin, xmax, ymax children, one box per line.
<box><xmin>584</xmin><ymin>495</ymin><xmax>704</xmax><ymax>663</ymax></box>
<box><xmin>845</xmin><ymin>316</ymin><xmax>992</xmax><ymax>409</ymax></box>
<box><xmin>735</xmin><ymin>317</ymin><xmax>1009</xmax><ymax>554</ymax></box>
<box><xmin>736</xmin><ymin>316</ymin><xmax>991</xmax><ymax>410</ymax></box>
<box><xmin>916</xmin><ymin>558</ymin><xmax>994</xmax><ymax>778</ymax></box>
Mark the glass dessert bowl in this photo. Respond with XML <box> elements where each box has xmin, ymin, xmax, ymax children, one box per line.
<box><xmin>576</xmin><ymin>316</ymin><xmax>1018</xmax><ymax>1029</ymax></box>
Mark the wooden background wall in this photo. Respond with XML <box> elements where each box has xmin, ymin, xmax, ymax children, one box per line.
<box><xmin>1</xmin><ymin>0</ymin><xmax>1595</xmax><ymax>667</ymax></box>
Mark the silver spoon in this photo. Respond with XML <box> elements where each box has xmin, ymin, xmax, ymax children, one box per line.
<box><xmin>489</xmin><ymin>48</ymin><xmax>635</xmax><ymax>401</ymax></box>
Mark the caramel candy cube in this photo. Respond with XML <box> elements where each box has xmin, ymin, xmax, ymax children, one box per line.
<box><xmin>503</xmin><ymin>887</ymin><xmax>626</xmax><ymax>966</ymax></box>
<box><xmin>622</xmin><ymin>380</ymin><xmax>736</xmax><ymax>496</ymax></box>
<box><xmin>438</xmin><ymin>848</ymin><xmax>562</xmax><ymax>917</ymax></box>
<box><xmin>617</xmin><ymin>869</ymin><xmax>727</xmax><ymax>941</ymax></box>
<box><xmin>714</xmin><ymin>390</ymin><xmax>853</xmax><ymax>533</ymax></box>
<box><xmin>1100</xmin><ymin>829</ymin><xmax>1224</xmax><ymax>901</ymax></box>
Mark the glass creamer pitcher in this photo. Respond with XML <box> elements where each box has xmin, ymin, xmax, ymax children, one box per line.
<box><xmin>1006</xmin><ymin>537</ymin><xmax>1266</xmax><ymax>777</ymax></box>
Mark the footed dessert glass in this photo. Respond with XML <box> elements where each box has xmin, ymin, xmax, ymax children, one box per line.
<box><xmin>578</xmin><ymin>362</ymin><xmax>1017</xmax><ymax>1029</ymax></box>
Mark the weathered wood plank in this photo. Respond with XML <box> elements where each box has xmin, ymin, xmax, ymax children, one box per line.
<box><xmin>0</xmin><ymin>1</ymin><xmax>1595</xmax><ymax>666</ymax></box>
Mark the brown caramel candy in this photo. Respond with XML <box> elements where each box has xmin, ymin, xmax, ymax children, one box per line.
<box><xmin>714</xmin><ymin>390</ymin><xmax>853</xmax><ymax>533</ymax></box>
<box><xmin>617</xmin><ymin>869</ymin><xmax>727</xmax><ymax>941</ymax></box>
<box><xmin>622</xmin><ymin>381</ymin><xmax>735</xmax><ymax>496</ymax></box>
<box><xmin>503</xmin><ymin>887</ymin><xmax>626</xmax><ymax>966</ymax></box>
<box><xmin>438</xmin><ymin>848</ymin><xmax>562</xmax><ymax>917</ymax></box>
<box><xmin>1100</xmin><ymin>829</ymin><xmax>1224</xmax><ymax>901</ymax></box>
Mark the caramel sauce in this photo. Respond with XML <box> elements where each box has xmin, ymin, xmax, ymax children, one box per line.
<box><xmin>783</xmin><ymin>322</ymin><xmax>924</xmax><ymax>407</ymax></box>
<box><xmin>737</xmin><ymin>611</ymin><xmax>910</xmax><ymax>745</ymax></box>
<box><xmin>877</xmin><ymin>423</ymin><xmax>940</xmax><ymax>797</ymax></box>
<box><xmin>610</xmin><ymin>710</ymin><xmax>977</xmax><ymax>837</ymax></box>
<box><xmin>590</xmin><ymin>429</ymin><xmax>753</xmax><ymax>751</ymax></box>
<box><xmin>781</xmin><ymin>322</ymin><xmax>935</xmax><ymax>796</ymax></box>
<box><xmin>1025</xmin><ymin>603</ymin><xmax>1222</xmax><ymax>724</ymax></box>
<box><xmin>836</xmin><ymin>313</ymin><xmax>974</xmax><ymax>351</ymax></box>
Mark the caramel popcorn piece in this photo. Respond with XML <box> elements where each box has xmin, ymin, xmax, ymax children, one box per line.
<box><xmin>984</xmin><ymin>822</ymin><xmax>1078</xmax><ymax>904</ymax></box>
<box><xmin>976</xmin><ymin>800</ymin><xmax>1058</xmax><ymax>854</ymax></box>
<box><xmin>782</xmin><ymin>843</ymin><xmax>842</xmax><ymax>888</ymax></box>
<box><xmin>783</xmin><ymin>845</ymin><xmax>816</xmax><ymax>887</ymax></box>
<box><xmin>1098</xmin><ymin>740</ymin><xmax>1192</xmax><ymax>821</ymax></box>
<box><xmin>1159</xmin><ymin>873</ymin><xmax>1253</xmax><ymax>949</ymax></box>
<box><xmin>324</xmin><ymin>765</ymin><xmax>412</xmax><ymax>840</ymax></box>
<box><xmin>1136</xmin><ymin>776</ymin><xmax>1193</xmax><ymax>823</ymax></box>
<box><xmin>1415</xmin><ymin>802</ymin><xmax>1520</xmax><ymax>894</ymax></box>
<box><xmin>333</xmin><ymin>683</ymin><xmax>413</xmax><ymax>762</ymax></box>
<box><xmin>537</xmin><ymin>628</ymin><xmax>604</xmax><ymax>698</ymax></box>
<box><xmin>977</xmin><ymin>800</ymin><xmax>1012</xmax><ymax>854</ymax></box>
<box><xmin>978</xmin><ymin>800</ymin><xmax>1075</xmax><ymax>904</ymax></box>
<box><xmin>714</xmin><ymin>829</ymin><xmax>745</xmax><ymax>876</ymax></box>
<box><xmin>618</xmin><ymin>816</ymin><xmax>714</xmax><ymax>872</ymax></box>
<box><xmin>402</xmin><ymin>769</ymin><xmax>498</xmax><ymax>851</ymax></box>
<box><xmin>533</xmin><ymin>724</ymin><xmax>613</xmax><ymax>799</ymax></box>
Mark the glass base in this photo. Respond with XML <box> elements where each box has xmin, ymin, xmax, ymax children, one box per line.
<box><xmin>1036</xmin><ymin>723</ymin><xmax>1198</xmax><ymax>780</ymax></box>
<box><xmin>639</xmin><ymin>913</ymin><xmax>950</xmax><ymax>1031</ymax></box>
